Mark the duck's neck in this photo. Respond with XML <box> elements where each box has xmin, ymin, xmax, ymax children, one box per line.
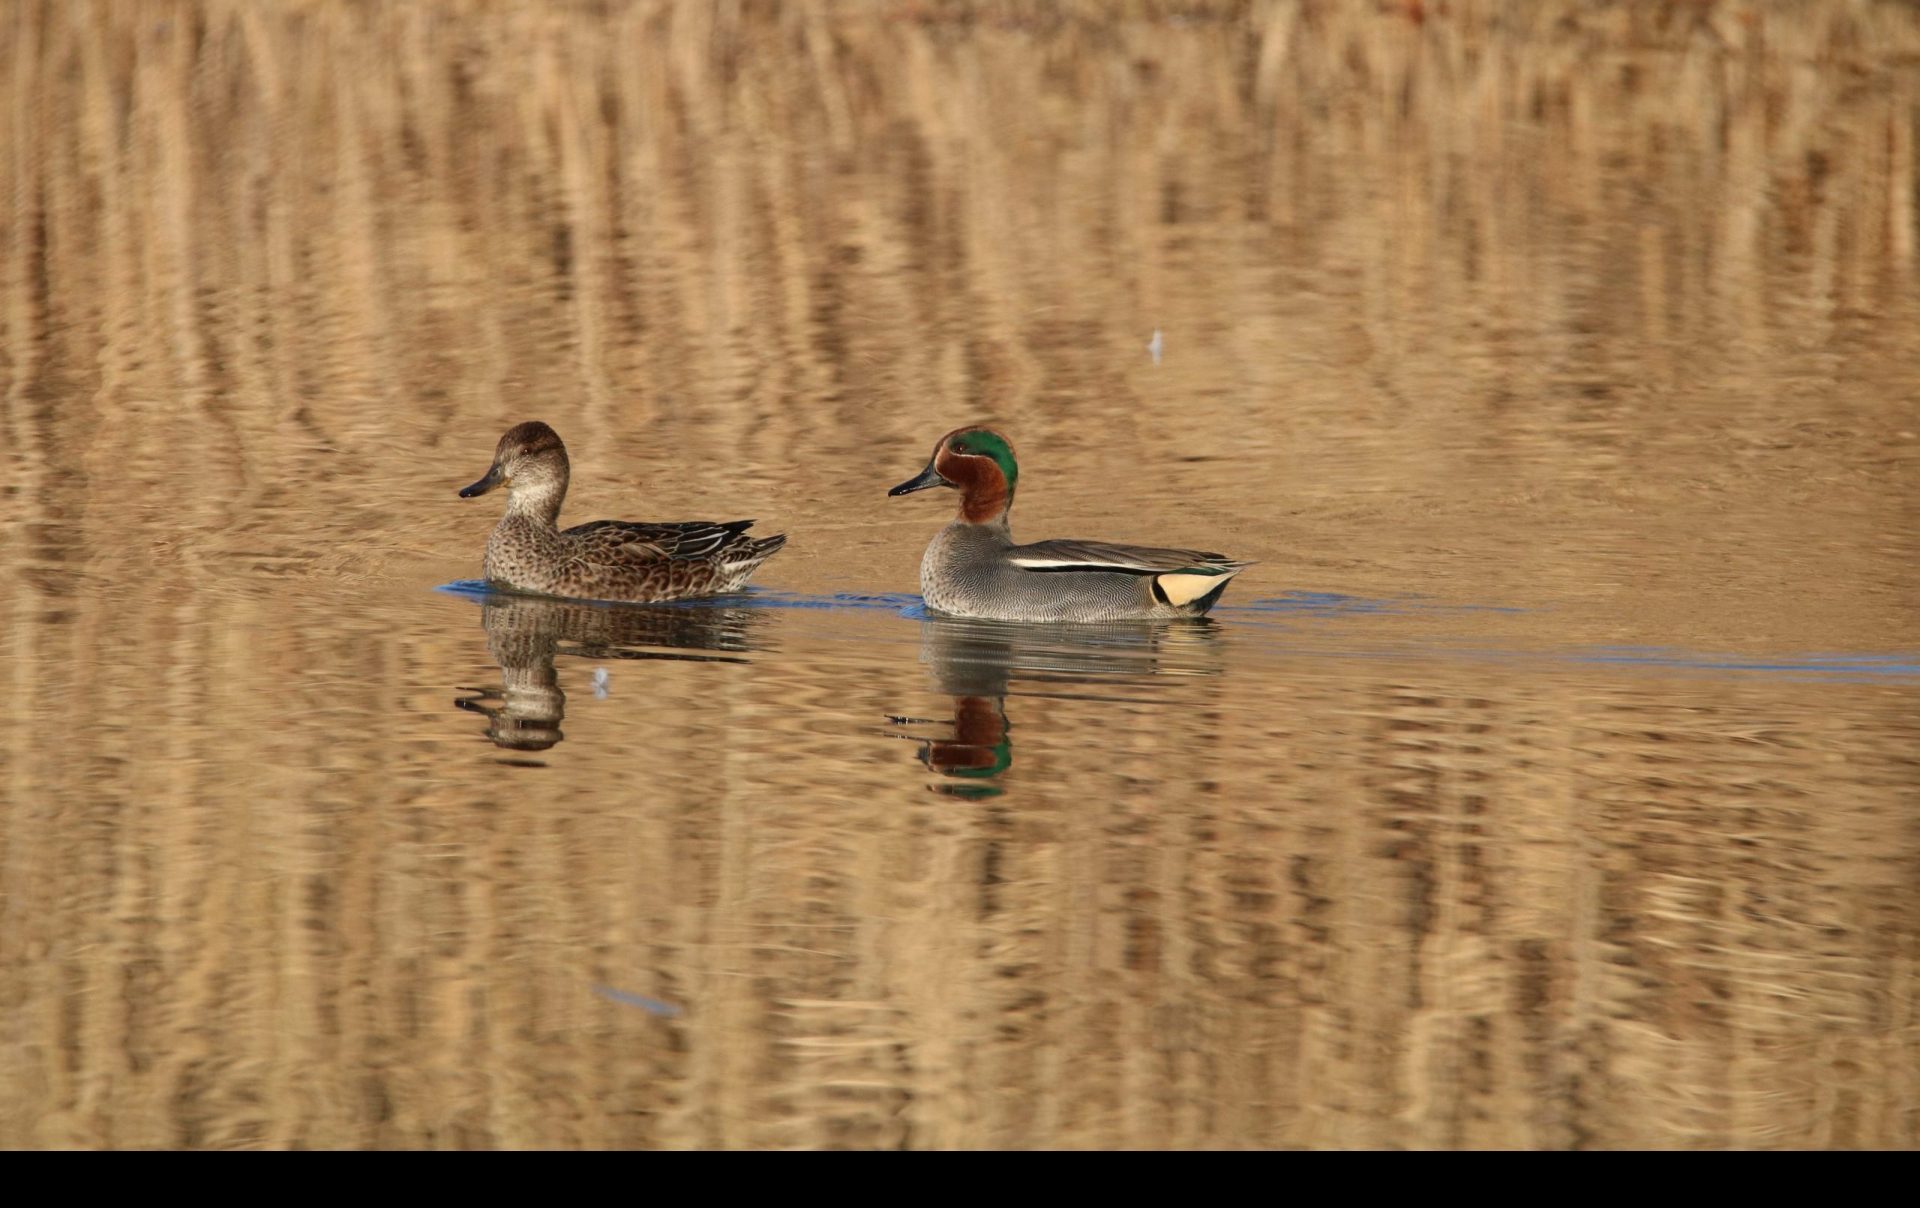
<box><xmin>956</xmin><ymin>507</ymin><xmax>1012</xmax><ymax>536</ymax></box>
<box><xmin>504</xmin><ymin>478</ymin><xmax>566</xmax><ymax>528</ymax></box>
<box><xmin>947</xmin><ymin>466</ymin><xmax>1013</xmax><ymax>526</ymax></box>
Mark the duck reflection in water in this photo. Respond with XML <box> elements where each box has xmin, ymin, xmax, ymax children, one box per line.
<box><xmin>456</xmin><ymin>593</ymin><xmax>761</xmax><ymax>754</ymax></box>
<box><xmin>898</xmin><ymin>615</ymin><xmax>1223</xmax><ymax>797</ymax></box>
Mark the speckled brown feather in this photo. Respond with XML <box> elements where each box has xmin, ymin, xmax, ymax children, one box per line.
<box><xmin>463</xmin><ymin>422</ymin><xmax>787</xmax><ymax>603</ymax></box>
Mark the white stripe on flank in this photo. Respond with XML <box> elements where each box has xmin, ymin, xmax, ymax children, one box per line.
<box><xmin>1007</xmin><ymin>557</ymin><xmax>1142</xmax><ymax>571</ymax></box>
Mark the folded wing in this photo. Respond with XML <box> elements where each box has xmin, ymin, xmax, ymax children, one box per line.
<box><xmin>1008</xmin><ymin>537</ymin><xmax>1250</xmax><ymax>577</ymax></box>
<box><xmin>563</xmin><ymin>518</ymin><xmax>761</xmax><ymax>565</ymax></box>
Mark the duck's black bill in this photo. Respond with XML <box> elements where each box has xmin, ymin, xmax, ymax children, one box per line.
<box><xmin>459</xmin><ymin>464</ymin><xmax>505</xmax><ymax>498</ymax></box>
<box><xmin>888</xmin><ymin>460</ymin><xmax>947</xmax><ymax>497</ymax></box>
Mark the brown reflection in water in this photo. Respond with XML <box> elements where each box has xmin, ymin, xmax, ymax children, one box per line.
<box><xmin>0</xmin><ymin>0</ymin><xmax>1916</xmax><ymax>1151</ymax></box>
<box><xmin>902</xmin><ymin>617</ymin><xmax>1222</xmax><ymax>797</ymax></box>
<box><xmin>920</xmin><ymin>694</ymin><xmax>1012</xmax><ymax>788</ymax></box>
<box><xmin>456</xmin><ymin>593</ymin><xmax>762</xmax><ymax>756</ymax></box>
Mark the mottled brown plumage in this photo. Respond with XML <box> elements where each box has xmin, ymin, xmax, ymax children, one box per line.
<box><xmin>458</xmin><ymin>421</ymin><xmax>786</xmax><ymax>602</ymax></box>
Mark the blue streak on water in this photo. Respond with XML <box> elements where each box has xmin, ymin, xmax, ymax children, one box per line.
<box><xmin>436</xmin><ymin>579</ymin><xmax>498</xmax><ymax>601</ymax></box>
<box><xmin>435</xmin><ymin>583</ymin><xmax>1918</xmax><ymax>682</ymax></box>
<box><xmin>1243</xmin><ymin>643</ymin><xmax>1920</xmax><ymax>682</ymax></box>
<box><xmin>436</xmin><ymin>580</ymin><xmax>922</xmax><ymax>615</ymax></box>
<box><xmin>749</xmin><ymin>590</ymin><xmax>925</xmax><ymax>614</ymax></box>
<box><xmin>593</xmin><ymin>985</ymin><xmax>683</xmax><ymax>1018</ymax></box>
<box><xmin>1557</xmin><ymin>648</ymin><xmax>1920</xmax><ymax>677</ymax></box>
<box><xmin>1226</xmin><ymin>591</ymin><xmax>1528</xmax><ymax>617</ymax></box>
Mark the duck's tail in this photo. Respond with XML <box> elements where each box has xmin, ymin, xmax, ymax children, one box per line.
<box><xmin>719</xmin><ymin>531</ymin><xmax>788</xmax><ymax>588</ymax></box>
<box><xmin>1154</xmin><ymin>560</ymin><xmax>1253</xmax><ymax>613</ymax></box>
<box><xmin>741</xmin><ymin>532</ymin><xmax>788</xmax><ymax>562</ymax></box>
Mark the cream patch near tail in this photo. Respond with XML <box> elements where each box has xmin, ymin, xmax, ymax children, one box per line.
<box><xmin>1155</xmin><ymin>569</ymin><xmax>1238</xmax><ymax>606</ymax></box>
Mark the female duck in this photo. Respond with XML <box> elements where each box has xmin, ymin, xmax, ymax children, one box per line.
<box><xmin>888</xmin><ymin>426</ymin><xmax>1251</xmax><ymax>622</ymax></box>
<box><xmin>459</xmin><ymin>421</ymin><xmax>786</xmax><ymax>603</ymax></box>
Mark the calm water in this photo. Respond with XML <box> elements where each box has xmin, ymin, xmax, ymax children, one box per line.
<box><xmin>2</xmin><ymin>2</ymin><xmax>1918</xmax><ymax>1148</ymax></box>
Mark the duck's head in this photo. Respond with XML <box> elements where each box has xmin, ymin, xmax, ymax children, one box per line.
<box><xmin>888</xmin><ymin>426</ymin><xmax>1018</xmax><ymax>523</ymax></box>
<box><xmin>460</xmin><ymin>421</ymin><xmax>570</xmax><ymax>504</ymax></box>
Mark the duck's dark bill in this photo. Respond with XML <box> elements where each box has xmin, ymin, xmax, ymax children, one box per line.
<box><xmin>459</xmin><ymin>464</ymin><xmax>505</xmax><ymax>497</ymax></box>
<box><xmin>888</xmin><ymin>460</ymin><xmax>947</xmax><ymax>496</ymax></box>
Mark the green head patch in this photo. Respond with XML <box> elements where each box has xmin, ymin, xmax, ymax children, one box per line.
<box><xmin>947</xmin><ymin>429</ymin><xmax>1019</xmax><ymax>494</ymax></box>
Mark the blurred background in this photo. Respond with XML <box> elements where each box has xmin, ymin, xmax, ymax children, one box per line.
<box><xmin>0</xmin><ymin>1</ymin><xmax>1916</xmax><ymax>1148</ymax></box>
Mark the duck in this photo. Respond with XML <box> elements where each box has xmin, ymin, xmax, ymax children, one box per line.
<box><xmin>887</xmin><ymin>426</ymin><xmax>1251</xmax><ymax>622</ymax></box>
<box><xmin>458</xmin><ymin>421</ymin><xmax>786</xmax><ymax>603</ymax></box>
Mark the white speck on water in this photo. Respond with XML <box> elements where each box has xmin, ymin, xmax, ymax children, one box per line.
<box><xmin>592</xmin><ymin>667</ymin><xmax>610</xmax><ymax>699</ymax></box>
<box><xmin>1147</xmin><ymin>329</ymin><xmax>1163</xmax><ymax>365</ymax></box>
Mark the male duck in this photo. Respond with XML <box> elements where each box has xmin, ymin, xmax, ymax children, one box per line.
<box><xmin>888</xmin><ymin>426</ymin><xmax>1251</xmax><ymax>622</ymax></box>
<box><xmin>459</xmin><ymin>421</ymin><xmax>786</xmax><ymax>602</ymax></box>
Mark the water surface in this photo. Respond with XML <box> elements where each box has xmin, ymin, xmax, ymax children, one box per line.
<box><xmin>2</xmin><ymin>1</ymin><xmax>1917</xmax><ymax>1149</ymax></box>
